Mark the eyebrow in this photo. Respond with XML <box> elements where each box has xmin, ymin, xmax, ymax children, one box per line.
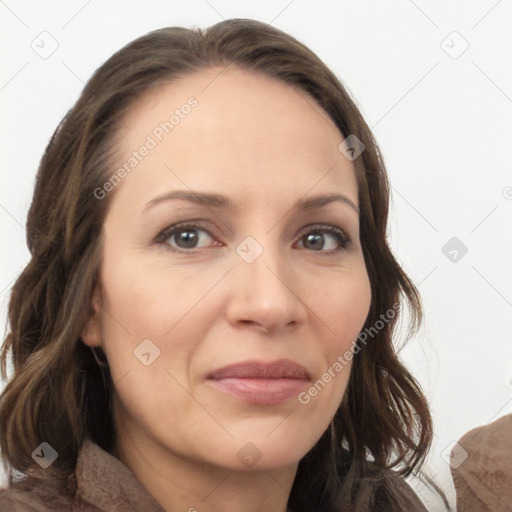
<box><xmin>143</xmin><ymin>190</ymin><xmax>359</xmax><ymax>214</ymax></box>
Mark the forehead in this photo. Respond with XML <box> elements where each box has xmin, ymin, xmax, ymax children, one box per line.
<box><xmin>121</xmin><ymin>66</ymin><xmax>339</xmax><ymax>134</ymax></box>
<box><xmin>110</xmin><ymin>67</ymin><xmax>358</xmax><ymax>210</ymax></box>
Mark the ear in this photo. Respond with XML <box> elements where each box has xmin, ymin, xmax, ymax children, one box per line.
<box><xmin>81</xmin><ymin>279</ymin><xmax>103</xmax><ymax>348</ymax></box>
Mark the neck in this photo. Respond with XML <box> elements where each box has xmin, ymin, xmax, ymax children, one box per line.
<box><xmin>112</xmin><ymin>427</ymin><xmax>298</xmax><ymax>512</ymax></box>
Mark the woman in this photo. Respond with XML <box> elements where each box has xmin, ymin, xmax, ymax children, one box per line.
<box><xmin>0</xmin><ymin>19</ymin><xmax>449</xmax><ymax>511</ymax></box>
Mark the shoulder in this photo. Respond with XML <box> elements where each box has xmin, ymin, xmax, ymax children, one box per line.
<box><xmin>457</xmin><ymin>413</ymin><xmax>512</xmax><ymax>453</ymax></box>
<box><xmin>371</xmin><ymin>469</ymin><xmax>428</xmax><ymax>511</ymax></box>
<box><xmin>387</xmin><ymin>474</ymin><xmax>427</xmax><ymax>510</ymax></box>
<box><xmin>0</xmin><ymin>477</ymin><xmax>70</xmax><ymax>512</ymax></box>
<box><xmin>0</xmin><ymin>475</ymin><xmax>99</xmax><ymax>512</ymax></box>
<box><xmin>348</xmin><ymin>459</ymin><xmax>428</xmax><ymax>512</ymax></box>
<box><xmin>331</xmin><ymin>451</ymin><xmax>428</xmax><ymax>511</ymax></box>
<box><xmin>450</xmin><ymin>414</ymin><xmax>512</xmax><ymax>510</ymax></box>
<box><xmin>452</xmin><ymin>413</ymin><xmax>512</xmax><ymax>479</ymax></box>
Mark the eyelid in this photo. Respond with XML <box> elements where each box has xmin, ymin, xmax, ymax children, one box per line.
<box><xmin>154</xmin><ymin>219</ymin><xmax>218</xmax><ymax>245</ymax></box>
<box><xmin>295</xmin><ymin>224</ymin><xmax>351</xmax><ymax>254</ymax></box>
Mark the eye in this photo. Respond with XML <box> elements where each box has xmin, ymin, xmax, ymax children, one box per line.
<box><xmin>155</xmin><ymin>222</ymin><xmax>218</xmax><ymax>252</ymax></box>
<box><xmin>154</xmin><ymin>222</ymin><xmax>351</xmax><ymax>255</ymax></box>
<box><xmin>296</xmin><ymin>225</ymin><xmax>351</xmax><ymax>254</ymax></box>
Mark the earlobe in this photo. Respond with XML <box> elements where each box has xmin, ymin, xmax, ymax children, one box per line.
<box><xmin>81</xmin><ymin>281</ymin><xmax>103</xmax><ymax>348</ymax></box>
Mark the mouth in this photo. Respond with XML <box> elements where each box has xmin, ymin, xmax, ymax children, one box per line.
<box><xmin>206</xmin><ymin>359</ymin><xmax>311</xmax><ymax>405</ymax></box>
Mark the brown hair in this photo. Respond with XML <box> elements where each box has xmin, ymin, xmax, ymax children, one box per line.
<box><xmin>0</xmin><ymin>19</ymin><xmax>449</xmax><ymax>510</ymax></box>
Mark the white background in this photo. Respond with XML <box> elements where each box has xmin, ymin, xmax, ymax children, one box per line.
<box><xmin>1</xmin><ymin>1</ymin><xmax>511</xmax><ymax>510</ymax></box>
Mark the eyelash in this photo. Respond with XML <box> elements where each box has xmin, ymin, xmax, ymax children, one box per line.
<box><xmin>154</xmin><ymin>221</ymin><xmax>351</xmax><ymax>256</ymax></box>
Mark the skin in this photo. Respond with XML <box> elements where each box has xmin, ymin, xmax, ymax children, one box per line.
<box><xmin>82</xmin><ymin>67</ymin><xmax>372</xmax><ymax>512</ymax></box>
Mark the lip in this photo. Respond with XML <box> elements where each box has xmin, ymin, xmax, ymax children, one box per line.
<box><xmin>207</xmin><ymin>359</ymin><xmax>311</xmax><ymax>405</ymax></box>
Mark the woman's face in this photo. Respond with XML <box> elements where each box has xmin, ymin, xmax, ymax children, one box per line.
<box><xmin>83</xmin><ymin>67</ymin><xmax>372</xmax><ymax>472</ymax></box>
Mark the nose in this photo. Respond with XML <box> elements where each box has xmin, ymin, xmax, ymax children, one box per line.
<box><xmin>224</xmin><ymin>237</ymin><xmax>308</xmax><ymax>336</ymax></box>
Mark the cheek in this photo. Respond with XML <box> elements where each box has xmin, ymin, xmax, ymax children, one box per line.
<box><xmin>99</xmin><ymin>253</ymin><xmax>209</xmax><ymax>339</ymax></box>
<box><xmin>97</xmin><ymin>251</ymin><xmax>228</xmax><ymax>397</ymax></box>
<box><xmin>297</xmin><ymin>270</ymin><xmax>371</xmax><ymax>423</ymax></box>
<box><xmin>96</xmin><ymin>258</ymin><xmax>203</xmax><ymax>430</ymax></box>
<box><xmin>320</xmin><ymin>268</ymin><xmax>372</xmax><ymax>350</ymax></box>
<box><xmin>96</xmin><ymin>255</ymin><xmax>181</xmax><ymax>379</ymax></box>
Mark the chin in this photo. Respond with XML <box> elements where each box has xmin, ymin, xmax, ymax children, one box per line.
<box><xmin>195</xmin><ymin>410</ymin><xmax>332</xmax><ymax>472</ymax></box>
<box><xmin>204</xmin><ymin>431</ymin><xmax>319</xmax><ymax>473</ymax></box>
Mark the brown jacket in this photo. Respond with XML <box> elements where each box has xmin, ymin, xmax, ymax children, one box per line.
<box><xmin>0</xmin><ymin>438</ymin><xmax>164</xmax><ymax>512</ymax></box>
<box><xmin>450</xmin><ymin>414</ymin><xmax>512</xmax><ymax>512</ymax></box>
<box><xmin>0</xmin><ymin>438</ymin><xmax>428</xmax><ymax>511</ymax></box>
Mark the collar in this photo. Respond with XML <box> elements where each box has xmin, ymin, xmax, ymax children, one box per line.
<box><xmin>75</xmin><ymin>438</ymin><xmax>165</xmax><ymax>512</ymax></box>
